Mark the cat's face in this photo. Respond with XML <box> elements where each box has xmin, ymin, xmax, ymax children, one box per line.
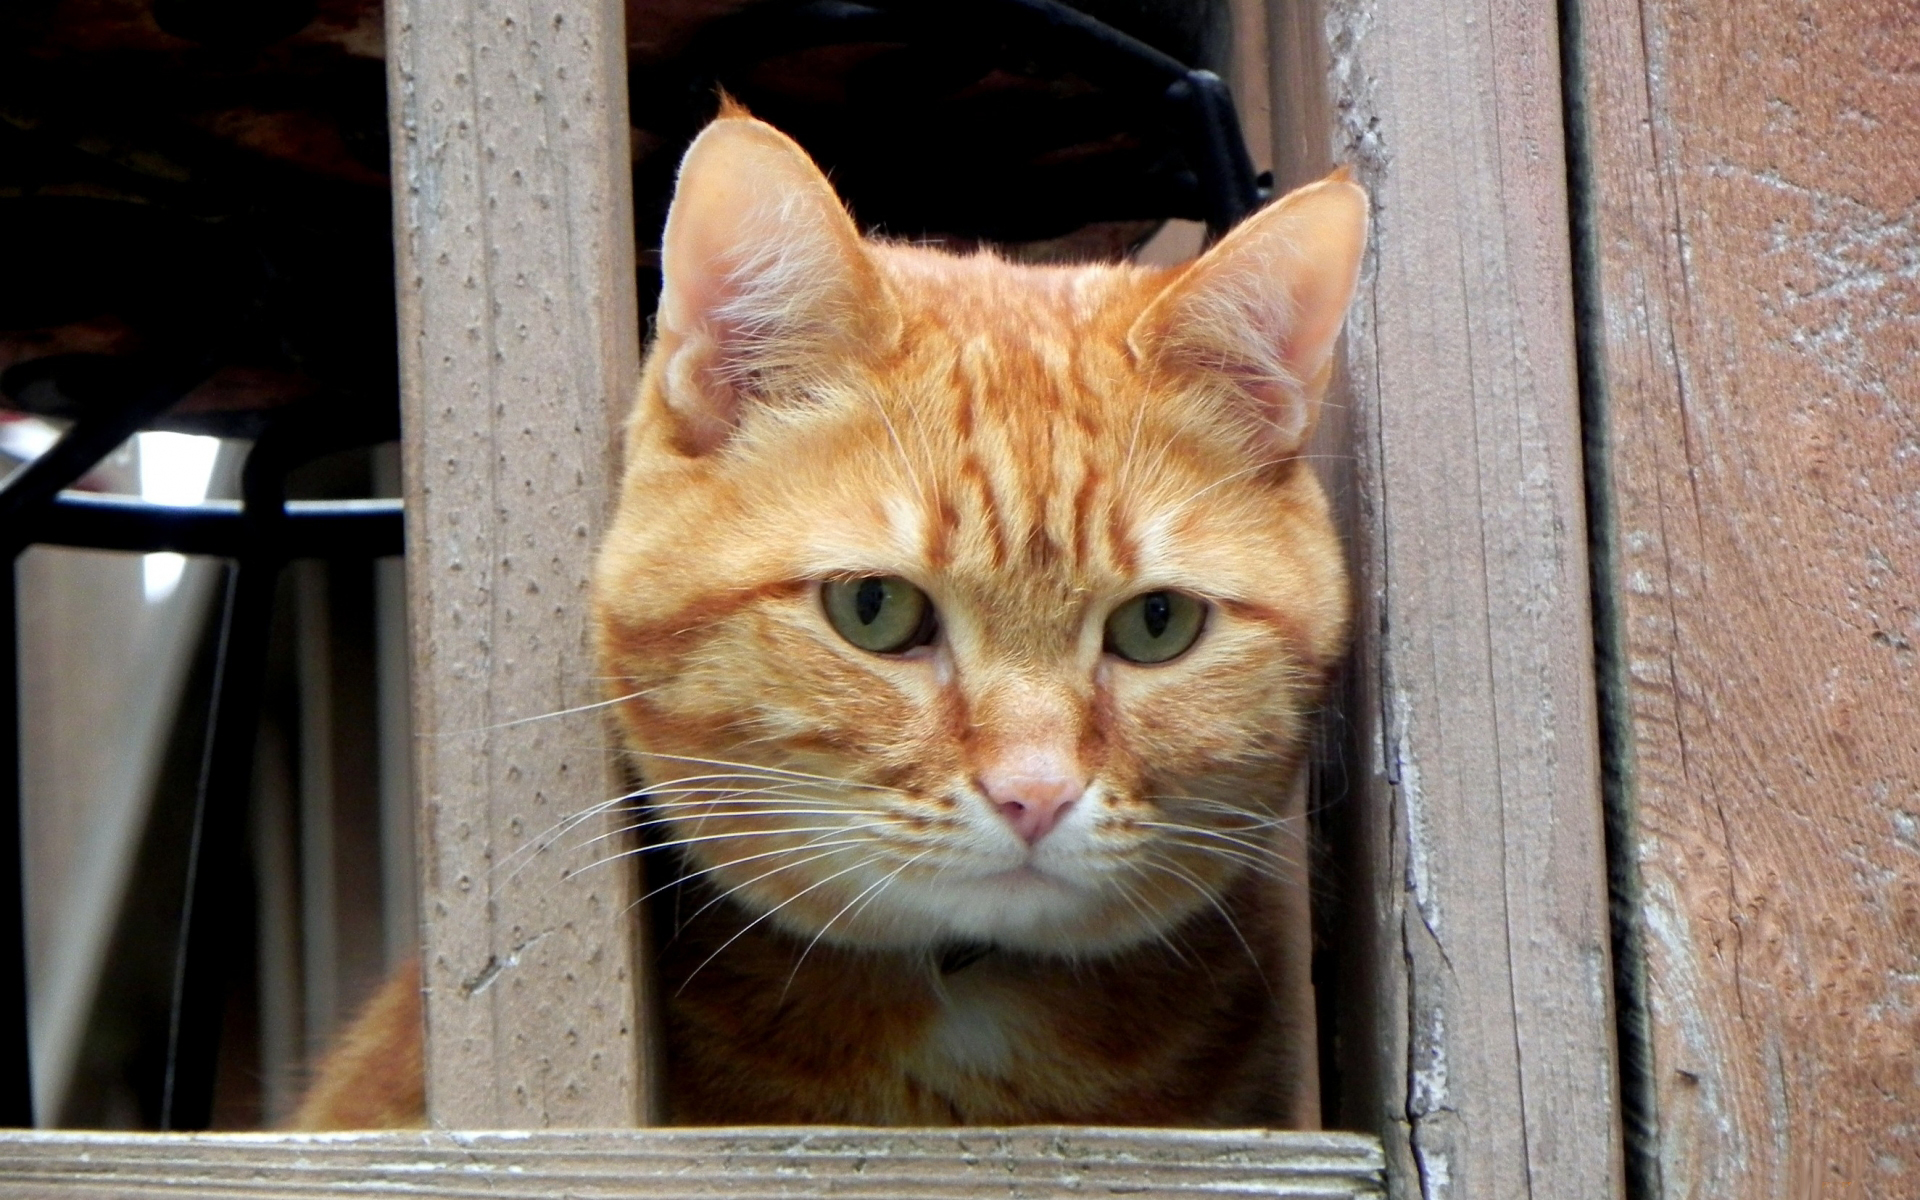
<box><xmin>594</xmin><ymin>111</ymin><xmax>1365</xmax><ymax>956</ymax></box>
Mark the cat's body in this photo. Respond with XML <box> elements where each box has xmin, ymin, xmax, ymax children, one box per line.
<box><xmin>294</xmin><ymin>107</ymin><xmax>1365</xmax><ymax>1131</ymax></box>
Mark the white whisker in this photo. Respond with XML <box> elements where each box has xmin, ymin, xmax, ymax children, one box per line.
<box><xmin>561</xmin><ymin>823</ymin><xmax>891</xmax><ymax>909</ymax></box>
<box><xmin>421</xmin><ymin>689</ymin><xmax>656</xmax><ymax>738</ymax></box>
<box><xmin>1135</xmin><ymin>854</ymin><xmax>1267</xmax><ymax>984</ymax></box>
<box><xmin>629</xmin><ymin>838</ymin><xmax>875</xmax><ymax>911</ymax></box>
<box><xmin>676</xmin><ymin>853</ymin><xmax>892</xmax><ymax>993</ymax></box>
<box><xmin>498</xmin><ymin>775</ymin><xmax>893</xmax><ymax>880</ymax></box>
<box><xmin>571</xmin><ymin>820</ymin><xmax>895</xmax><ymax>864</ymax></box>
<box><xmin>778</xmin><ymin>850</ymin><xmax>932</xmax><ymax>1000</ymax></box>
<box><xmin>1136</xmin><ymin>821</ymin><xmax>1296</xmax><ymax>872</ymax></box>
<box><xmin>1106</xmin><ymin>873</ymin><xmax>1194</xmax><ymax>967</ymax></box>
<box><xmin>627</xmin><ymin>750</ymin><xmax>904</xmax><ymax>792</ymax></box>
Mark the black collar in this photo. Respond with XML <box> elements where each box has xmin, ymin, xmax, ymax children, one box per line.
<box><xmin>937</xmin><ymin>941</ymin><xmax>994</xmax><ymax>975</ymax></box>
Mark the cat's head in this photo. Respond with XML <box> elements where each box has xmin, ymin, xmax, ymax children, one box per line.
<box><xmin>593</xmin><ymin>110</ymin><xmax>1365</xmax><ymax>956</ymax></box>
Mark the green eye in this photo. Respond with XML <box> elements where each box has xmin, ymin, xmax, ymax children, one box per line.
<box><xmin>822</xmin><ymin>577</ymin><xmax>938</xmax><ymax>654</ymax></box>
<box><xmin>1105</xmin><ymin>591</ymin><xmax>1206</xmax><ymax>664</ymax></box>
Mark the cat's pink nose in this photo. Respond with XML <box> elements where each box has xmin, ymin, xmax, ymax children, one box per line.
<box><xmin>978</xmin><ymin>760</ymin><xmax>1085</xmax><ymax>845</ymax></box>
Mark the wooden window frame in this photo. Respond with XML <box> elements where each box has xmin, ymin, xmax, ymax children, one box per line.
<box><xmin>0</xmin><ymin>0</ymin><xmax>1621</xmax><ymax>1195</ymax></box>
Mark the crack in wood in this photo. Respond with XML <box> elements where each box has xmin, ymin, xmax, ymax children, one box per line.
<box><xmin>460</xmin><ymin>930</ymin><xmax>551</xmax><ymax>997</ymax></box>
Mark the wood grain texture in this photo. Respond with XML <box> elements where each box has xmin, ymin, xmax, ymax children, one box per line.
<box><xmin>386</xmin><ymin>0</ymin><xmax>649</xmax><ymax>1126</ymax></box>
<box><xmin>1568</xmin><ymin>0</ymin><xmax>1920</xmax><ymax>1194</ymax></box>
<box><xmin>1265</xmin><ymin>0</ymin><xmax>1333</xmax><ymax>196</ymax></box>
<box><xmin>1312</xmin><ymin>0</ymin><xmax>1625</xmax><ymax>1194</ymax></box>
<box><xmin>0</xmin><ymin>1128</ymin><xmax>1383</xmax><ymax>1199</ymax></box>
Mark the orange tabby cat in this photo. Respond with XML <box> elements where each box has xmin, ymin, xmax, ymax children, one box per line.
<box><xmin>294</xmin><ymin>106</ymin><xmax>1365</xmax><ymax>1129</ymax></box>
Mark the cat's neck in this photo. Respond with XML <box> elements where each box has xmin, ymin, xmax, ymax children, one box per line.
<box><xmin>651</xmin><ymin>860</ymin><xmax>1287</xmax><ymax>1124</ymax></box>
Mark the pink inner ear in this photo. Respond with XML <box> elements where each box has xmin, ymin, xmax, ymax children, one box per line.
<box><xmin>656</xmin><ymin>331</ymin><xmax>742</xmax><ymax>457</ymax></box>
<box><xmin>1224</xmin><ymin>359</ymin><xmax>1313</xmax><ymax>451</ymax></box>
<box><xmin>652</xmin><ymin>117</ymin><xmax>882</xmax><ymax>455</ymax></box>
<box><xmin>1273</xmin><ymin>242</ymin><xmax>1363</xmax><ymax>391</ymax></box>
<box><xmin>655</xmin><ymin>239</ymin><xmax>751</xmax><ymax>453</ymax></box>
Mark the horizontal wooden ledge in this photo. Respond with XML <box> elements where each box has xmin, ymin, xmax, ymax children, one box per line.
<box><xmin>0</xmin><ymin>1127</ymin><xmax>1384</xmax><ymax>1198</ymax></box>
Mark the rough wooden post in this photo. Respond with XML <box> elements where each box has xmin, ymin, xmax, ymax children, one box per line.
<box><xmin>1308</xmin><ymin>0</ymin><xmax>1627</xmax><ymax>1194</ymax></box>
<box><xmin>1570</xmin><ymin>0</ymin><xmax>1920</xmax><ymax>1194</ymax></box>
<box><xmin>386</xmin><ymin>0</ymin><xmax>650</xmax><ymax>1127</ymax></box>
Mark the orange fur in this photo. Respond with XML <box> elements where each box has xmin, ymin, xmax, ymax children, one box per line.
<box><xmin>287</xmin><ymin>959</ymin><xmax>425</xmax><ymax>1129</ymax></box>
<box><xmin>298</xmin><ymin>110</ymin><xmax>1366</xmax><ymax>1129</ymax></box>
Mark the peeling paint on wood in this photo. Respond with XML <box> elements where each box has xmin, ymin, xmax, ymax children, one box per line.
<box><xmin>1569</xmin><ymin>0</ymin><xmax>1920</xmax><ymax>1194</ymax></box>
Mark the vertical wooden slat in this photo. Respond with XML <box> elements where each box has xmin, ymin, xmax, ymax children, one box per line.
<box><xmin>1229</xmin><ymin>0</ymin><xmax>1274</xmax><ymax>181</ymax></box>
<box><xmin>1569</xmin><ymin>0</ymin><xmax>1920</xmax><ymax>1194</ymax></box>
<box><xmin>386</xmin><ymin>0</ymin><xmax>649</xmax><ymax>1127</ymax></box>
<box><xmin>1265</xmin><ymin>0</ymin><xmax>1331</xmax><ymax>196</ymax></box>
<box><xmin>1303</xmin><ymin>0</ymin><xmax>1627</xmax><ymax>1194</ymax></box>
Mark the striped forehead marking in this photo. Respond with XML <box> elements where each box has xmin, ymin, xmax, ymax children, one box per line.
<box><xmin>918</xmin><ymin>335</ymin><xmax>1131</xmax><ymax>581</ymax></box>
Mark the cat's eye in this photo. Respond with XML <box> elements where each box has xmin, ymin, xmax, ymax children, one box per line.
<box><xmin>1104</xmin><ymin>590</ymin><xmax>1206</xmax><ymax>664</ymax></box>
<box><xmin>822</xmin><ymin>576</ymin><xmax>938</xmax><ymax>654</ymax></box>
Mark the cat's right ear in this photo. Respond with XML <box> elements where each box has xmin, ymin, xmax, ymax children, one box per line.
<box><xmin>655</xmin><ymin>113</ymin><xmax>896</xmax><ymax>455</ymax></box>
<box><xmin>1128</xmin><ymin>171</ymin><xmax>1368</xmax><ymax>461</ymax></box>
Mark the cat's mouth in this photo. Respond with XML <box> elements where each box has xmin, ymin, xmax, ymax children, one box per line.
<box><xmin>975</xmin><ymin>864</ymin><xmax>1071</xmax><ymax>890</ymax></box>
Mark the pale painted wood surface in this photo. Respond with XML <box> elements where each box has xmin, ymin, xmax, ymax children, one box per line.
<box><xmin>386</xmin><ymin>0</ymin><xmax>649</xmax><ymax>1126</ymax></box>
<box><xmin>1569</xmin><ymin>0</ymin><xmax>1920</xmax><ymax>1194</ymax></box>
<box><xmin>1309</xmin><ymin>0</ymin><xmax>1626</xmax><ymax>1194</ymax></box>
<box><xmin>0</xmin><ymin>1128</ymin><xmax>1383</xmax><ymax>1199</ymax></box>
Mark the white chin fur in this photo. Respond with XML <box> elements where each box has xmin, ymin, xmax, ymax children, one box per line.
<box><xmin>885</xmin><ymin>871</ymin><xmax>1169</xmax><ymax>954</ymax></box>
<box><xmin>791</xmin><ymin>863</ymin><xmax>1208</xmax><ymax>956</ymax></box>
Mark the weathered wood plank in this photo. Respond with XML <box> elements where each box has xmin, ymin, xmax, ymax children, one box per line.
<box><xmin>386</xmin><ymin>0</ymin><xmax>649</xmax><ymax>1126</ymax></box>
<box><xmin>1305</xmin><ymin>0</ymin><xmax>1626</xmax><ymax>1194</ymax></box>
<box><xmin>0</xmin><ymin>1129</ymin><xmax>1383</xmax><ymax>1199</ymax></box>
<box><xmin>1567</xmin><ymin>0</ymin><xmax>1920</xmax><ymax>1194</ymax></box>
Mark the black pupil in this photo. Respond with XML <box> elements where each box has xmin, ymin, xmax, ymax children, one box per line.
<box><xmin>855</xmin><ymin>579</ymin><xmax>886</xmax><ymax>625</ymax></box>
<box><xmin>1142</xmin><ymin>592</ymin><xmax>1172</xmax><ymax>638</ymax></box>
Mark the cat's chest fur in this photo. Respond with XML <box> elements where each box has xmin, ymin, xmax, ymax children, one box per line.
<box><xmin>912</xmin><ymin>966</ymin><xmax>1024</xmax><ymax>1080</ymax></box>
<box><xmin>659</xmin><ymin>879</ymin><xmax>1285</xmax><ymax>1126</ymax></box>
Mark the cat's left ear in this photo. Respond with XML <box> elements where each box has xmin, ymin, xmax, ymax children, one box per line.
<box><xmin>1129</xmin><ymin>171</ymin><xmax>1368</xmax><ymax>459</ymax></box>
<box><xmin>654</xmin><ymin>108</ymin><xmax>898</xmax><ymax>455</ymax></box>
